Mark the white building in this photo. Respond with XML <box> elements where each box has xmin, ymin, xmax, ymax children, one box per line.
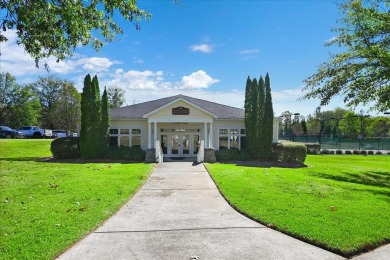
<box><xmin>109</xmin><ymin>94</ymin><xmax>279</xmax><ymax>159</ymax></box>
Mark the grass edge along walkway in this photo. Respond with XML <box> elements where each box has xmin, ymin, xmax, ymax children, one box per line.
<box><xmin>0</xmin><ymin>139</ymin><xmax>155</xmax><ymax>259</ymax></box>
<box><xmin>205</xmin><ymin>155</ymin><xmax>390</xmax><ymax>258</ymax></box>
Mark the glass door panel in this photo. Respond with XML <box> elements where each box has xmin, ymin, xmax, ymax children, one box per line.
<box><xmin>171</xmin><ymin>134</ymin><xmax>179</xmax><ymax>155</ymax></box>
<box><xmin>182</xmin><ymin>135</ymin><xmax>190</xmax><ymax>155</ymax></box>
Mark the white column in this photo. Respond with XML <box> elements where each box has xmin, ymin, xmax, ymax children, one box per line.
<box><xmin>154</xmin><ymin>122</ymin><xmax>158</xmax><ymax>148</ymax></box>
<box><xmin>148</xmin><ymin>122</ymin><xmax>152</xmax><ymax>149</ymax></box>
<box><xmin>209</xmin><ymin>122</ymin><xmax>213</xmax><ymax>148</ymax></box>
<box><xmin>204</xmin><ymin>122</ymin><xmax>208</xmax><ymax>148</ymax></box>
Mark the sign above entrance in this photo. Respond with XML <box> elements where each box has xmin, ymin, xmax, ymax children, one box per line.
<box><xmin>172</xmin><ymin>106</ymin><xmax>190</xmax><ymax>115</ymax></box>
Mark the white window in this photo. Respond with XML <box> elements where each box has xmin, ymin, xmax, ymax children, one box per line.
<box><xmin>109</xmin><ymin>128</ymin><xmax>142</xmax><ymax>148</ymax></box>
<box><xmin>218</xmin><ymin>128</ymin><xmax>246</xmax><ymax>150</ymax></box>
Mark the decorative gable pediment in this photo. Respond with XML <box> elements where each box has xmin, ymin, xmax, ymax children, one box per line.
<box><xmin>172</xmin><ymin>106</ymin><xmax>190</xmax><ymax>115</ymax></box>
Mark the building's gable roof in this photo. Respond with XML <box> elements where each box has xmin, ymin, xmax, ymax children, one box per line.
<box><xmin>110</xmin><ymin>94</ymin><xmax>244</xmax><ymax>119</ymax></box>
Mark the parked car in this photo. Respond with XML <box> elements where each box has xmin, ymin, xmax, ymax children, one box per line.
<box><xmin>72</xmin><ymin>132</ymin><xmax>78</xmax><ymax>137</ymax></box>
<box><xmin>17</xmin><ymin>126</ymin><xmax>53</xmax><ymax>138</ymax></box>
<box><xmin>53</xmin><ymin>130</ymin><xmax>67</xmax><ymax>138</ymax></box>
<box><xmin>0</xmin><ymin>126</ymin><xmax>24</xmax><ymax>139</ymax></box>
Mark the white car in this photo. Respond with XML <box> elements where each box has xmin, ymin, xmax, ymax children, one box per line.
<box><xmin>72</xmin><ymin>132</ymin><xmax>78</xmax><ymax>137</ymax></box>
<box><xmin>53</xmin><ymin>130</ymin><xmax>67</xmax><ymax>138</ymax></box>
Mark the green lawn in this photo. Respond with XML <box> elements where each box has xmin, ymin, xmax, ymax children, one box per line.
<box><xmin>0</xmin><ymin>139</ymin><xmax>154</xmax><ymax>259</ymax></box>
<box><xmin>206</xmin><ymin>155</ymin><xmax>390</xmax><ymax>257</ymax></box>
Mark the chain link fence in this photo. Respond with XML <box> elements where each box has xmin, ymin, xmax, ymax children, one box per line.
<box><xmin>279</xmin><ymin>135</ymin><xmax>390</xmax><ymax>151</ymax></box>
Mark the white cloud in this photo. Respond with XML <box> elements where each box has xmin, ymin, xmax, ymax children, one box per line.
<box><xmin>106</xmin><ymin>70</ymin><xmax>170</xmax><ymax>90</ymax></box>
<box><xmin>133</xmin><ymin>57</ymin><xmax>144</xmax><ymax>64</ymax></box>
<box><xmin>239</xmin><ymin>49</ymin><xmax>260</xmax><ymax>54</ymax></box>
<box><xmin>190</xmin><ymin>44</ymin><xmax>213</xmax><ymax>53</ymax></box>
<box><xmin>81</xmin><ymin>57</ymin><xmax>113</xmax><ymax>73</ymax></box>
<box><xmin>178</xmin><ymin>70</ymin><xmax>219</xmax><ymax>89</ymax></box>
<box><xmin>0</xmin><ymin>29</ymin><xmax>114</xmax><ymax>76</ymax></box>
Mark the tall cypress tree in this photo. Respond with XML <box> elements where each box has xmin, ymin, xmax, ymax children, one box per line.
<box><xmin>257</xmin><ymin>76</ymin><xmax>265</xmax><ymax>159</ymax></box>
<box><xmin>80</xmin><ymin>74</ymin><xmax>93</xmax><ymax>159</ymax></box>
<box><xmin>244</xmin><ymin>76</ymin><xmax>253</xmax><ymax>152</ymax></box>
<box><xmin>101</xmin><ymin>87</ymin><xmax>110</xmax><ymax>155</ymax></box>
<box><xmin>91</xmin><ymin>76</ymin><xmax>102</xmax><ymax>158</ymax></box>
<box><xmin>264</xmin><ymin>73</ymin><xmax>274</xmax><ymax>159</ymax></box>
<box><xmin>249</xmin><ymin>78</ymin><xmax>258</xmax><ymax>154</ymax></box>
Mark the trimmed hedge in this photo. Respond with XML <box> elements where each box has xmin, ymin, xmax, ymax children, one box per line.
<box><xmin>106</xmin><ymin>146</ymin><xmax>146</xmax><ymax>161</ymax></box>
<box><xmin>51</xmin><ymin>137</ymin><xmax>81</xmax><ymax>159</ymax></box>
<box><xmin>273</xmin><ymin>142</ymin><xmax>307</xmax><ymax>163</ymax></box>
<box><xmin>345</xmin><ymin>150</ymin><xmax>352</xmax><ymax>154</ymax></box>
<box><xmin>305</xmin><ymin>143</ymin><xmax>320</xmax><ymax>154</ymax></box>
<box><xmin>353</xmin><ymin>150</ymin><xmax>359</xmax><ymax>155</ymax></box>
<box><xmin>367</xmin><ymin>150</ymin><xmax>374</xmax><ymax>155</ymax></box>
<box><xmin>336</xmin><ymin>150</ymin><xmax>343</xmax><ymax>154</ymax></box>
<box><xmin>215</xmin><ymin>149</ymin><xmax>252</xmax><ymax>161</ymax></box>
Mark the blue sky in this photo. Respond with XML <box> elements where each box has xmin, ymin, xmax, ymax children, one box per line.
<box><xmin>1</xmin><ymin>0</ymin><xmax>351</xmax><ymax>116</ymax></box>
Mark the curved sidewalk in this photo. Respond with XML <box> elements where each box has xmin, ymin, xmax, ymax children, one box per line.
<box><xmin>59</xmin><ymin>162</ymin><xmax>346</xmax><ymax>259</ymax></box>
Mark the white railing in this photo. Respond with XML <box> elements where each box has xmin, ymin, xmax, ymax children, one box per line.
<box><xmin>197</xmin><ymin>140</ymin><xmax>204</xmax><ymax>163</ymax></box>
<box><xmin>155</xmin><ymin>140</ymin><xmax>163</xmax><ymax>163</ymax></box>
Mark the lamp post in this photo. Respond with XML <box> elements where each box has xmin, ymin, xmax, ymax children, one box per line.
<box><xmin>353</xmin><ymin>111</ymin><xmax>370</xmax><ymax>151</ymax></box>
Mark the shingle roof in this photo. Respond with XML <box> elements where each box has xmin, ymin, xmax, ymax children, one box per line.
<box><xmin>110</xmin><ymin>94</ymin><xmax>244</xmax><ymax>119</ymax></box>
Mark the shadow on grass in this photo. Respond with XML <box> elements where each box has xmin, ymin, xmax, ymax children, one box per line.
<box><xmin>313</xmin><ymin>171</ymin><xmax>390</xmax><ymax>189</ymax></box>
<box><xmin>1</xmin><ymin>157</ymin><xmax>147</xmax><ymax>164</ymax></box>
<box><xmin>215</xmin><ymin>160</ymin><xmax>307</xmax><ymax>169</ymax></box>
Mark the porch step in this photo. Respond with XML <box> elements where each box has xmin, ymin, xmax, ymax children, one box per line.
<box><xmin>163</xmin><ymin>157</ymin><xmax>197</xmax><ymax>162</ymax></box>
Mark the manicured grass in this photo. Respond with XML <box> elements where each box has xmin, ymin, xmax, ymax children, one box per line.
<box><xmin>0</xmin><ymin>139</ymin><xmax>154</xmax><ymax>259</ymax></box>
<box><xmin>205</xmin><ymin>155</ymin><xmax>390</xmax><ymax>257</ymax></box>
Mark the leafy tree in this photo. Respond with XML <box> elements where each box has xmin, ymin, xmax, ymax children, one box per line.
<box><xmin>0</xmin><ymin>72</ymin><xmax>41</xmax><ymax>128</ymax></box>
<box><xmin>307</xmin><ymin>117</ymin><xmax>321</xmax><ymax>136</ymax></box>
<box><xmin>280</xmin><ymin>111</ymin><xmax>292</xmax><ymax>135</ymax></box>
<box><xmin>107</xmin><ymin>86</ymin><xmax>126</xmax><ymax>109</ymax></box>
<box><xmin>339</xmin><ymin>111</ymin><xmax>359</xmax><ymax>138</ymax></box>
<box><xmin>292</xmin><ymin>124</ymin><xmax>304</xmax><ymax>136</ymax></box>
<box><xmin>51</xmin><ymin>83</ymin><xmax>81</xmax><ymax>132</ymax></box>
<box><xmin>0</xmin><ymin>1</ymin><xmax>151</xmax><ymax>68</ymax></box>
<box><xmin>303</xmin><ymin>0</ymin><xmax>390</xmax><ymax>111</ymax></box>
<box><xmin>300</xmin><ymin>118</ymin><xmax>308</xmax><ymax>134</ymax></box>
<box><xmin>367</xmin><ymin>117</ymin><xmax>389</xmax><ymax>137</ymax></box>
<box><xmin>30</xmin><ymin>76</ymin><xmax>70</xmax><ymax>128</ymax></box>
<box><xmin>100</xmin><ymin>87</ymin><xmax>110</xmax><ymax>155</ymax></box>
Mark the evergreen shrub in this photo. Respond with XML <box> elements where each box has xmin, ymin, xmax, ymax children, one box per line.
<box><xmin>329</xmin><ymin>150</ymin><xmax>335</xmax><ymax>154</ymax></box>
<box><xmin>353</xmin><ymin>150</ymin><xmax>360</xmax><ymax>154</ymax></box>
<box><xmin>375</xmin><ymin>151</ymin><xmax>382</xmax><ymax>155</ymax></box>
<box><xmin>336</xmin><ymin>150</ymin><xmax>343</xmax><ymax>154</ymax></box>
<box><xmin>273</xmin><ymin>142</ymin><xmax>307</xmax><ymax>163</ymax></box>
<box><xmin>106</xmin><ymin>146</ymin><xmax>146</xmax><ymax>161</ymax></box>
<box><xmin>345</xmin><ymin>150</ymin><xmax>352</xmax><ymax>154</ymax></box>
<box><xmin>215</xmin><ymin>149</ymin><xmax>253</xmax><ymax>161</ymax></box>
<box><xmin>305</xmin><ymin>143</ymin><xmax>320</xmax><ymax>154</ymax></box>
<box><xmin>51</xmin><ymin>137</ymin><xmax>80</xmax><ymax>159</ymax></box>
<box><xmin>360</xmin><ymin>150</ymin><xmax>367</xmax><ymax>155</ymax></box>
<box><xmin>367</xmin><ymin>150</ymin><xmax>374</xmax><ymax>155</ymax></box>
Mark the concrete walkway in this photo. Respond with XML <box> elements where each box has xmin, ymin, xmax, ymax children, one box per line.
<box><xmin>59</xmin><ymin>162</ymin><xmax>386</xmax><ymax>260</ymax></box>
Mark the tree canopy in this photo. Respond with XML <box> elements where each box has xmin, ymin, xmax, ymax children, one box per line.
<box><xmin>303</xmin><ymin>0</ymin><xmax>390</xmax><ymax>112</ymax></box>
<box><xmin>0</xmin><ymin>0</ymin><xmax>150</xmax><ymax>67</ymax></box>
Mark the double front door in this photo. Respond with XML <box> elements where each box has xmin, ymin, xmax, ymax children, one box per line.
<box><xmin>160</xmin><ymin>133</ymin><xmax>200</xmax><ymax>157</ymax></box>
